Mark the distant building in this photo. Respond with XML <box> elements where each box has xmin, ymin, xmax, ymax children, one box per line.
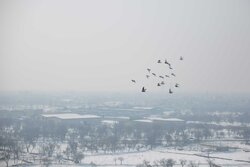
<box><xmin>146</xmin><ymin>116</ymin><xmax>185</xmax><ymax>126</ymax></box>
<box><xmin>42</xmin><ymin>113</ymin><xmax>101</xmax><ymax>125</ymax></box>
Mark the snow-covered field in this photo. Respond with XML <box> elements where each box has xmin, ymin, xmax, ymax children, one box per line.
<box><xmin>2</xmin><ymin>146</ymin><xmax>250</xmax><ymax>167</ymax></box>
<box><xmin>82</xmin><ymin>148</ymin><xmax>250</xmax><ymax>167</ymax></box>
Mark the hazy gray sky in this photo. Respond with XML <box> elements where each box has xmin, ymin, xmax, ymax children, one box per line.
<box><xmin>1</xmin><ymin>0</ymin><xmax>250</xmax><ymax>93</ymax></box>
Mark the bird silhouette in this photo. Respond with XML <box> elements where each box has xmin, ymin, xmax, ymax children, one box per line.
<box><xmin>165</xmin><ymin>59</ymin><xmax>170</xmax><ymax>65</ymax></box>
<box><xmin>130</xmin><ymin>57</ymin><xmax>183</xmax><ymax>93</ymax></box>
<box><xmin>165</xmin><ymin>75</ymin><xmax>170</xmax><ymax>78</ymax></box>
<box><xmin>169</xmin><ymin>89</ymin><xmax>173</xmax><ymax>94</ymax></box>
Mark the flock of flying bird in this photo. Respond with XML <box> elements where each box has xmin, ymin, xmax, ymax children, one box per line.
<box><xmin>131</xmin><ymin>56</ymin><xmax>183</xmax><ymax>94</ymax></box>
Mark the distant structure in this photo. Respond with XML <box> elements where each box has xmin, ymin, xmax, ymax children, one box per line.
<box><xmin>42</xmin><ymin>113</ymin><xmax>101</xmax><ymax>125</ymax></box>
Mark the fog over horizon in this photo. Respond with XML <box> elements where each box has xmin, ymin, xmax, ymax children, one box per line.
<box><xmin>1</xmin><ymin>0</ymin><xmax>250</xmax><ymax>94</ymax></box>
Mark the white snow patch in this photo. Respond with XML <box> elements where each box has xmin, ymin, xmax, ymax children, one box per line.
<box><xmin>102</xmin><ymin>120</ymin><xmax>118</xmax><ymax>125</ymax></box>
<box><xmin>134</xmin><ymin>119</ymin><xmax>153</xmax><ymax>123</ymax></box>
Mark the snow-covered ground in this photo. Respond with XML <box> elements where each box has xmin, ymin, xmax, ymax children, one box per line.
<box><xmin>134</xmin><ymin>119</ymin><xmax>153</xmax><ymax>123</ymax></box>
<box><xmin>82</xmin><ymin>147</ymin><xmax>250</xmax><ymax>167</ymax></box>
<box><xmin>186</xmin><ymin>121</ymin><xmax>250</xmax><ymax>127</ymax></box>
<box><xmin>1</xmin><ymin>145</ymin><xmax>250</xmax><ymax>167</ymax></box>
<box><xmin>102</xmin><ymin>120</ymin><xmax>119</xmax><ymax>125</ymax></box>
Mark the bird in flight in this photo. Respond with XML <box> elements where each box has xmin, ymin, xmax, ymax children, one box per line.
<box><xmin>142</xmin><ymin>87</ymin><xmax>146</xmax><ymax>92</ymax></box>
<box><xmin>131</xmin><ymin>56</ymin><xmax>184</xmax><ymax>93</ymax></box>
<box><xmin>164</xmin><ymin>59</ymin><xmax>173</xmax><ymax>69</ymax></box>
<box><xmin>171</xmin><ymin>73</ymin><xmax>176</xmax><ymax>77</ymax></box>
<box><xmin>165</xmin><ymin>59</ymin><xmax>170</xmax><ymax>65</ymax></box>
<box><xmin>169</xmin><ymin>89</ymin><xmax>173</xmax><ymax>94</ymax></box>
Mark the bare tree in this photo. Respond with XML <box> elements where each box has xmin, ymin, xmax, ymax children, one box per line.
<box><xmin>180</xmin><ymin>159</ymin><xmax>187</xmax><ymax>167</ymax></box>
<box><xmin>73</xmin><ymin>152</ymin><xmax>84</xmax><ymax>164</ymax></box>
<box><xmin>207</xmin><ymin>159</ymin><xmax>214</xmax><ymax>167</ymax></box>
<box><xmin>143</xmin><ymin>160</ymin><xmax>152</xmax><ymax>167</ymax></box>
<box><xmin>41</xmin><ymin>157</ymin><xmax>52</xmax><ymax>167</ymax></box>
<box><xmin>188</xmin><ymin>161</ymin><xmax>198</xmax><ymax>167</ymax></box>
<box><xmin>114</xmin><ymin>157</ymin><xmax>117</xmax><ymax>165</ymax></box>
<box><xmin>1</xmin><ymin>151</ymin><xmax>11</xmax><ymax>167</ymax></box>
<box><xmin>166</xmin><ymin>158</ymin><xmax>176</xmax><ymax>167</ymax></box>
<box><xmin>118</xmin><ymin>157</ymin><xmax>124</xmax><ymax>165</ymax></box>
<box><xmin>136</xmin><ymin>164</ymin><xmax>145</xmax><ymax>167</ymax></box>
<box><xmin>56</xmin><ymin>153</ymin><xmax>63</xmax><ymax>164</ymax></box>
<box><xmin>153</xmin><ymin>160</ymin><xmax>160</xmax><ymax>167</ymax></box>
<box><xmin>159</xmin><ymin>158</ymin><xmax>176</xmax><ymax>167</ymax></box>
<box><xmin>90</xmin><ymin>161</ymin><xmax>97</xmax><ymax>167</ymax></box>
<box><xmin>207</xmin><ymin>159</ymin><xmax>220</xmax><ymax>167</ymax></box>
<box><xmin>64</xmin><ymin>146</ymin><xmax>71</xmax><ymax>160</ymax></box>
